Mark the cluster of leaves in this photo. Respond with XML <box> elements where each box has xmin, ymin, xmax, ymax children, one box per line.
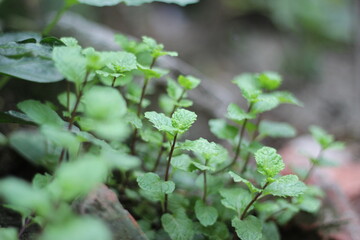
<box><xmin>0</xmin><ymin>1</ymin><xmax>345</xmax><ymax>240</ymax></box>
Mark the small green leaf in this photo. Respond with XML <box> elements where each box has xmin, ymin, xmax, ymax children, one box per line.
<box><xmin>137</xmin><ymin>173</ymin><xmax>175</xmax><ymax>200</ymax></box>
<box><xmin>199</xmin><ymin>222</ymin><xmax>230</xmax><ymax>240</ymax></box>
<box><xmin>229</xmin><ymin>171</ymin><xmax>261</xmax><ymax>193</ymax></box>
<box><xmin>171</xmin><ymin>109</ymin><xmax>197</xmax><ymax>134</ymax></box>
<box><xmin>271</xmin><ymin>91</ymin><xmax>303</xmax><ymax>106</ymax></box>
<box><xmin>17</xmin><ymin>100</ymin><xmax>64</xmax><ymax>126</ymax></box>
<box><xmin>39</xmin><ymin>217</ymin><xmax>112</xmax><ymax>240</ymax></box>
<box><xmin>161</xmin><ymin>210</ymin><xmax>194</xmax><ymax>240</ymax></box>
<box><xmin>78</xmin><ymin>0</ymin><xmax>122</xmax><ymax>6</ymax></box>
<box><xmin>232</xmin><ymin>215</ymin><xmax>263</xmax><ymax>240</ymax></box>
<box><xmin>261</xmin><ymin>222</ymin><xmax>280</xmax><ymax>240</ymax></box>
<box><xmin>209</xmin><ymin>119</ymin><xmax>238</xmax><ymax>140</ymax></box>
<box><xmin>0</xmin><ymin>177</ymin><xmax>51</xmax><ymax>216</ymax></box>
<box><xmin>257</xmin><ymin>72</ymin><xmax>282</xmax><ymax>90</ymax></box>
<box><xmin>178</xmin><ymin>75</ymin><xmax>201</xmax><ymax>90</ymax></box>
<box><xmin>101</xmin><ymin>148</ymin><xmax>140</xmax><ymax>171</ymax></box>
<box><xmin>83</xmin><ymin>86</ymin><xmax>127</xmax><ymax>120</ymax></box>
<box><xmin>54</xmin><ymin>156</ymin><xmax>108</xmax><ymax>200</ymax></box>
<box><xmin>52</xmin><ymin>46</ymin><xmax>87</xmax><ymax>85</ymax></box>
<box><xmin>309</xmin><ymin>125</ymin><xmax>338</xmax><ymax>149</ymax></box>
<box><xmin>227</xmin><ymin>103</ymin><xmax>255</xmax><ymax>123</ymax></box>
<box><xmin>180</xmin><ymin>138</ymin><xmax>228</xmax><ymax>165</ymax></box>
<box><xmin>125</xmin><ymin>111</ymin><xmax>142</xmax><ymax>129</ymax></box>
<box><xmin>0</xmin><ymin>228</ymin><xmax>18</xmax><ymax>240</ymax></box>
<box><xmin>145</xmin><ymin>111</ymin><xmax>176</xmax><ymax>134</ymax></box>
<box><xmin>32</xmin><ymin>173</ymin><xmax>52</xmax><ymax>190</ymax></box>
<box><xmin>251</xmin><ymin>95</ymin><xmax>279</xmax><ymax>114</ymax></box>
<box><xmin>220</xmin><ymin>188</ymin><xmax>252</xmax><ymax>215</ymax></box>
<box><xmin>167</xmin><ymin>78</ymin><xmax>183</xmax><ymax>100</ymax></box>
<box><xmin>194</xmin><ymin>200</ymin><xmax>218</xmax><ymax>227</ymax></box>
<box><xmin>264</xmin><ymin>175</ymin><xmax>306</xmax><ymax>197</ymax></box>
<box><xmin>171</xmin><ymin>154</ymin><xmax>193</xmax><ymax>172</ymax></box>
<box><xmin>258</xmin><ymin>120</ymin><xmax>296</xmax><ymax>139</ymax></box>
<box><xmin>255</xmin><ymin>147</ymin><xmax>284</xmax><ymax>178</ymax></box>
<box><xmin>123</xmin><ymin>0</ymin><xmax>198</xmax><ymax>6</ymax></box>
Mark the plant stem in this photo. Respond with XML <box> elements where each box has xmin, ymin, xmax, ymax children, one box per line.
<box><xmin>58</xmin><ymin>72</ymin><xmax>89</xmax><ymax>164</ymax></box>
<box><xmin>240</xmin><ymin>181</ymin><xmax>269</xmax><ymax>220</ymax></box>
<box><xmin>152</xmin><ymin>89</ymin><xmax>186</xmax><ymax>172</ymax></box>
<box><xmin>130</xmin><ymin>77</ymin><xmax>150</xmax><ymax>155</ymax></box>
<box><xmin>111</xmin><ymin>76</ymin><xmax>117</xmax><ymax>87</ymax></box>
<box><xmin>42</xmin><ymin>4</ymin><xmax>69</xmax><ymax>36</ymax></box>
<box><xmin>240</xmin><ymin>116</ymin><xmax>261</xmax><ymax>174</ymax></box>
<box><xmin>215</xmin><ymin>103</ymin><xmax>253</xmax><ymax>174</ymax></box>
<box><xmin>304</xmin><ymin>149</ymin><xmax>323</xmax><ymax>182</ymax></box>
<box><xmin>164</xmin><ymin>133</ymin><xmax>178</xmax><ymax>213</ymax></box>
<box><xmin>202</xmin><ymin>161</ymin><xmax>209</xmax><ymax>203</ymax></box>
<box><xmin>18</xmin><ymin>216</ymin><xmax>33</xmax><ymax>238</ymax></box>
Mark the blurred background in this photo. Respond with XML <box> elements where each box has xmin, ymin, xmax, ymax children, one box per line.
<box><xmin>0</xmin><ymin>0</ymin><xmax>359</xmax><ymax>142</ymax></box>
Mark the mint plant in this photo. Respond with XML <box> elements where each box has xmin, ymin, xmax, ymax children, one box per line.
<box><xmin>0</xmin><ymin>1</ymin><xmax>345</xmax><ymax>239</ymax></box>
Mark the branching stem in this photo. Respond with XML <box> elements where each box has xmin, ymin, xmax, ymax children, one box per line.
<box><xmin>164</xmin><ymin>133</ymin><xmax>178</xmax><ymax>213</ymax></box>
<box><xmin>304</xmin><ymin>149</ymin><xmax>323</xmax><ymax>182</ymax></box>
<box><xmin>58</xmin><ymin>72</ymin><xmax>89</xmax><ymax>164</ymax></box>
<box><xmin>240</xmin><ymin>181</ymin><xmax>269</xmax><ymax>220</ymax></box>
<box><xmin>215</xmin><ymin>103</ymin><xmax>253</xmax><ymax>174</ymax></box>
<box><xmin>42</xmin><ymin>4</ymin><xmax>69</xmax><ymax>36</ymax></box>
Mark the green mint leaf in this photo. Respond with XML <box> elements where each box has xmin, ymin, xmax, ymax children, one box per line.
<box><xmin>137</xmin><ymin>65</ymin><xmax>168</xmax><ymax>79</ymax></box>
<box><xmin>60</xmin><ymin>37</ymin><xmax>79</xmax><ymax>47</ymax></box>
<box><xmin>209</xmin><ymin>119</ymin><xmax>238</xmax><ymax>140</ymax></box>
<box><xmin>167</xmin><ymin>78</ymin><xmax>183</xmax><ymax>100</ymax></box>
<box><xmin>142</xmin><ymin>36</ymin><xmax>178</xmax><ymax>58</ymax></box>
<box><xmin>101</xmin><ymin>148</ymin><xmax>140</xmax><ymax>171</ymax></box>
<box><xmin>32</xmin><ymin>173</ymin><xmax>52</xmax><ymax>190</ymax></box>
<box><xmin>176</xmin><ymin>99</ymin><xmax>193</xmax><ymax>108</ymax></box>
<box><xmin>52</xmin><ymin>46</ymin><xmax>87</xmax><ymax>85</ymax></box>
<box><xmin>171</xmin><ymin>154</ymin><xmax>193</xmax><ymax>172</ymax></box>
<box><xmin>199</xmin><ymin>222</ymin><xmax>230</xmax><ymax>240</ymax></box>
<box><xmin>39</xmin><ymin>217</ymin><xmax>112</xmax><ymax>240</ymax></box>
<box><xmin>195</xmin><ymin>200</ymin><xmax>218</xmax><ymax>227</ymax></box>
<box><xmin>180</xmin><ymin>138</ymin><xmax>228</xmax><ymax>165</ymax></box>
<box><xmin>83</xmin><ymin>86</ymin><xmax>127</xmax><ymax>120</ymax></box>
<box><xmin>54</xmin><ymin>156</ymin><xmax>108</xmax><ymax>200</ymax></box>
<box><xmin>17</xmin><ymin>100</ymin><xmax>64</xmax><ymax>126</ymax></box>
<box><xmin>171</xmin><ymin>108</ymin><xmax>197</xmax><ymax>134</ymax></box>
<box><xmin>125</xmin><ymin>111</ymin><xmax>142</xmax><ymax>129</ymax></box>
<box><xmin>0</xmin><ymin>228</ymin><xmax>17</xmax><ymax>240</ymax></box>
<box><xmin>258</xmin><ymin>120</ymin><xmax>296</xmax><ymax>139</ymax></box>
<box><xmin>257</xmin><ymin>72</ymin><xmax>282</xmax><ymax>90</ymax></box>
<box><xmin>9</xmin><ymin>130</ymin><xmax>57</xmax><ymax>169</ymax></box>
<box><xmin>227</xmin><ymin>103</ymin><xmax>256</xmax><ymax>123</ymax></box>
<box><xmin>145</xmin><ymin>111</ymin><xmax>176</xmax><ymax>134</ymax></box>
<box><xmin>262</xmin><ymin>222</ymin><xmax>280</xmax><ymax>240</ymax></box>
<box><xmin>264</xmin><ymin>175</ymin><xmax>306</xmax><ymax>197</ymax></box>
<box><xmin>255</xmin><ymin>147</ymin><xmax>284</xmax><ymax>178</ymax></box>
<box><xmin>103</xmin><ymin>51</ymin><xmax>137</xmax><ymax>72</ymax></box>
<box><xmin>137</xmin><ymin>173</ymin><xmax>175</xmax><ymax>199</ymax></box>
<box><xmin>309</xmin><ymin>125</ymin><xmax>335</xmax><ymax>149</ymax></box>
<box><xmin>271</xmin><ymin>91</ymin><xmax>303</xmax><ymax>106</ymax></box>
<box><xmin>232</xmin><ymin>215</ymin><xmax>262</xmax><ymax>240</ymax></box>
<box><xmin>0</xmin><ymin>177</ymin><xmax>51</xmax><ymax>216</ymax></box>
<box><xmin>139</xmin><ymin>128</ymin><xmax>163</xmax><ymax>145</ymax></box>
<box><xmin>220</xmin><ymin>188</ymin><xmax>252</xmax><ymax>215</ymax></box>
<box><xmin>161</xmin><ymin>210</ymin><xmax>194</xmax><ymax>240</ymax></box>
<box><xmin>78</xmin><ymin>0</ymin><xmax>122</xmax><ymax>6</ymax></box>
<box><xmin>228</xmin><ymin>171</ymin><xmax>261</xmax><ymax>193</ymax></box>
<box><xmin>123</xmin><ymin>0</ymin><xmax>198</xmax><ymax>7</ymax></box>
<box><xmin>178</xmin><ymin>75</ymin><xmax>201</xmax><ymax>90</ymax></box>
<box><xmin>251</xmin><ymin>94</ymin><xmax>279</xmax><ymax>114</ymax></box>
